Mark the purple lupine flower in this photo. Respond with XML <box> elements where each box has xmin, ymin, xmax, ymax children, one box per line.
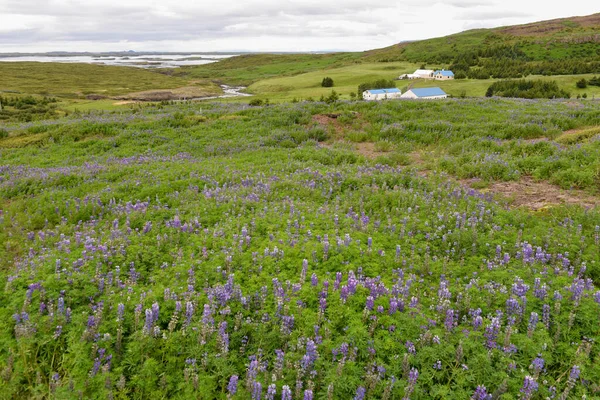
<box><xmin>594</xmin><ymin>291</ymin><xmax>600</xmax><ymax>305</ymax></box>
<box><xmin>542</xmin><ymin>304</ymin><xmax>550</xmax><ymax>328</ymax></box>
<box><xmin>53</xmin><ymin>325</ymin><xmax>63</xmax><ymax>339</ymax></box>
<box><xmin>365</xmin><ymin>296</ymin><xmax>374</xmax><ymax>311</ymax></box>
<box><xmin>252</xmin><ymin>381</ymin><xmax>262</xmax><ymax>400</ymax></box>
<box><xmin>311</xmin><ymin>273</ymin><xmax>318</xmax><ymax>287</ymax></box>
<box><xmin>433</xmin><ymin>360</ymin><xmax>442</xmax><ymax>370</ymax></box>
<box><xmin>354</xmin><ymin>386</ymin><xmax>366</xmax><ymax>400</ymax></box>
<box><xmin>520</xmin><ymin>376</ymin><xmax>538</xmax><ymax>400</ymax></box>
<box><xmin>405</xmin><ymin>341</ymin><xmax>416</xmax><ymax>355</ymax></box>
<box><xmin>408</xmin><ymin>368</ymin><xmax>418</xmax><ymax>384</ymax></box>
<box><xmin>531</xmin><ymin>356</ymin><xmax>545</xmax><ymax>374</ymax></box>
<box><xmin>202</xmin><ymin>304</ymin><xmax>214</xmax><ymax>326</ymax></box>
<box><xmin>303</xmin><ymin>389</ymin><xmax>313</xmax><ymax>400</ymax></box>
<box><xmin>528</xmin><ymin>312</ymin><xmax>538</xmax><ymax>336</ymax></box>
<box><xmin>266</xmin><ymin>384</ymin><xmax>276</xmax><ymax>400</ymax></box>
<box><xmin>57</xmin><ymin>297</ymin><xmax>65</xmax><ymax>315</ymax></box>
<box><xmin>444</xmin><ymin>309</ymin><xmax>456</xmax><ymax>332</ymax></box>
<box><xmin>301</xmin><ymin>259</ymin><xmax>308</xmax><ymax>282</ymax></box>
<box><xmin>301</xmin><ymin>339</ymin><xmax>318</xmax><ymax>370</ymax></box>
<box><xmin>471</xmin><ymin>385</ymin><xmax>491</xmax><ymax>400</ymax></box>
<box><xmin>484</xmin><ymin>317</ymin><xmax>501</xmax><ymax>349</ymax></box>
<box><xmin>219</xmin><ymin>321</ymin><xmax>229</xmax><ymax>353</ymax></box>
<box><xmin>281</xmin><ymin>385</ymin><xmax>292</xmax><ymax>400</ymax></box>
<box><xmin>185</xmin><ymin>301</ymin><xmax>194</xmax><ymax>326</ymax></box>
<box><xmin>227</xmin><ymin>375</ymin><xmax>238</xmax><ymax>396</ymax></box>
<box><xmin>144</xmin><ymin>309</ymin><xmax>154</xmax><ymax>334</ymax></box>
<box><xmin>117</xmin><ymin>303</ymin><xmax>125</xmax><ymax>322</ymax></box>
<box><xmin>569</xmin><ymin>365</ymin><xmax>580</xmax><ymax>380</ymax></box>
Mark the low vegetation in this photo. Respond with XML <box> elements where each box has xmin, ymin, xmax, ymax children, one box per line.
<box><xmin>485</xmin><ymin>80</ymin><xmax>571</xmax><ymax>99</ymax></box>
<box><xmin>1</xmin><ymin>98</ymin><xmax>600</xmax><ymax>398</ymax></box>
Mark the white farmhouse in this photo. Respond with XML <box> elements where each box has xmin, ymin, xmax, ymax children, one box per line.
<box><xmin>401</xmin><ymin>87</ymin><xmax>448</xmax><ymax>99</ymax></box>
<box><xmin>362</xmin><ymin>88</ymin><xmax>402</xmax><ymax>101</ymax></box>
<box><xmin>399</xmin><ymin>69</ymin><xmax>434</xmax><ymax>80</ymax></box>
<box><xmin>434</xmin><ymin>69</ymin><xmax>455</xmax><ymax>80</ymax></box>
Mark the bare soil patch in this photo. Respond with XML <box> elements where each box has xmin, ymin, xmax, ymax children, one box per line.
<box><xmin>115</xmin><ymin>86</ymin><xmax>219</xmax><ymax>101</ymax></box>
<box><xmin>355</xmin><ymin>142</ymin><xmax>378</xmax><ymax>159</ymax></box>
<box><xmin>311</xmin><ymin>114</ymin><xmax>345</xmax><ymax>134</ymax></box>
<box><xmin>465</xmin><ymin>176</ymin><xmax>599</xmax><ymax>210</ymax></box>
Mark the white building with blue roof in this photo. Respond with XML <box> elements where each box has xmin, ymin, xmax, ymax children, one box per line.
<box><xmin>401</xmin><ymin>87</ymin><xmax>448</xmax><ymax>99</ymax></box>
<box><xmin>362</xmin><ymin>88</ymin><xmax>402</xmax><ymax>101</ymax></box>
<box><xmin>434</xmin><ymin>69</ymin><xmax>454</xmax><ymax>80</ymax></box>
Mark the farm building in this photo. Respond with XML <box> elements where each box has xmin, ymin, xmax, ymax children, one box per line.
<box><xmin>399</xmin><ymin>69</ymin><xmax>434</xmax><ymax>80</ymax></box>
<box><xmin>401</xmin><ymin>87</ymin><xmax>448</xmax><ymax>99</ymax></box>
<box><xmin>362</xmin><ymin>88</ymin><xmax>402</xmax><ymax>101</ymax></box>
<box><xmin>434</xmin><ymin>69</ymin><xmax>454</xmax><ymax>80</ymax></box>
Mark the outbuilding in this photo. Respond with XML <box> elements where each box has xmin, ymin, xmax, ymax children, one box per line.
<box><xmin>434</xmin><ymin>70</ymin><xmax>454</xmax><ymax>80</ymax></box>
<box><xmin>399</xmin><ymin>69</ymin><xmax>434</xmax><ymax>80</ymax></box>
<box><xmin>400</xmin><ymin>87</ymin><xmax>448</xmax><ymax>99</ymax></box>
<box><xmin>362</xmin><ymin>88</ymin><xmax>402</xmax><ymax>101</ymax></box>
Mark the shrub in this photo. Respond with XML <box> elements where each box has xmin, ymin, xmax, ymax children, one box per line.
<box><xmin>486</xmin><ymin>79</ymin><xmax>570</xmax><ymax>99</ymax></box>
<box><xmin>321</xmin><ymin>77</ymin><xmax>334</xmax><ymax>88</ymax></box>
<box><xmin>248</xmin><ymin>98</ymin><xmax>264</xmax><ymax>106</ymax></box>
<box><xmin>0</xmin><ymin>128</ymin><xmax>8</xmax><ymax>139</ymax></box>
<box><xmin>576</xmin><ymin>79</ymin><xmax>588</xmax><ymax>89</ymax></box>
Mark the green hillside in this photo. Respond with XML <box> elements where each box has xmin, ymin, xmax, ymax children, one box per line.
<box><xmin>364</xmin><ymin>13</ymin><xmax>600</xmax><ymax>63</ymax></box>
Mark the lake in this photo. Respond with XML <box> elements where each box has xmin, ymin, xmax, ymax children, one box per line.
<box><xmin>0</xmin><ymin>53</ymin><xmax>239</xmax><ymax>69</ymax></box>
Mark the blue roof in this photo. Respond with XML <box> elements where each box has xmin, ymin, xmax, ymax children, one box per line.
<box><xmin>409</xmin><ymin>87</ymin><xmax>447</xmax><ymax>98</ymax></box>
<box><xmin>366</xmin><ymin>88</ymin><xmax>400</xmax><ymax>94</ymax></box>
<box><xmin>434</xmin><ymin>70</ymin><xmax>454</xmax><ymax>77</ymax></box>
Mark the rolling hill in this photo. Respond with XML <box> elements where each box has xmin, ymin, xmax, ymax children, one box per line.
<box><xmin>363</xmin><ymin>13</ymin><xmax>600</xmax><ymax>64</ymax></box>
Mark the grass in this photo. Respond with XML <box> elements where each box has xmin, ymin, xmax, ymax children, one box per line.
<box><xmin>0</xmin><ymin>62</ymin><xmax>218</xmax><ymax>99</ymax></box>
<box><xmin>172</xmin><ymin>52</ymin><xmax>362</xmax><ymax>86</ymax></box>
<box><xmin>1</xmin><ymin>98</ymin><xmax>600</xmax><ymax>399</ymax></box>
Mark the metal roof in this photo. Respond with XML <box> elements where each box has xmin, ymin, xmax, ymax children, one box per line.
<box><xmin>365</xmin><ymin>88</ymin><xmax>401</xmax><ymax>94</ymax></box>
<box><xmin>434</xmin><ymin>70</ymin><xmax>454</xmax><ymax>76</ymax></box>
<box><xmin>408</xmin><ymin>87</ymin><xmax>447</xmax><ymax>97</ymax></box>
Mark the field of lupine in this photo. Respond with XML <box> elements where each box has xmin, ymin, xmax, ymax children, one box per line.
<box><xmin>1</xmin><ymin>98</ymin><xmax>600</xmax><ymax>399</ymax></box>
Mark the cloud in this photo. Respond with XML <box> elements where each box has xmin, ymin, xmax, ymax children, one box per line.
<box><xmin>455</xmin><ymin>10</ymin><xmax>532</xmax><ymax>20</ymax></box>
<box><xmin>0</xmin><ymin>0</ymin><xmax>598</xmax><ymax>52</ymax></box>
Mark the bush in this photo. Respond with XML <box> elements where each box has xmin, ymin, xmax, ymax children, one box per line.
<box><xmin>485</xmin><ymin>79</ymin><xmax>570</xmax><ymax>99</ymax></box>
<box><xmin>0</xmin><ymin>128</ymin><xmax>8</xmax><ymax>139</ymax></box>
<box><xmin>248</xmin><ymin>98</ymin><xmax>264</xmax><ymax>106</ymax></box>
<box><xmin>321</xmin><ymin>77</ymin><xmax>334</xmax><ymax>88</ymax></box>
<box><xmin>576</xmin><ymin>79</ymin><xmax>588</xmax><ymax>89</ymax></box>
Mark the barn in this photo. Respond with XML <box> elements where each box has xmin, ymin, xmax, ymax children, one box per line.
<box><xmin>399</xmin><ymin>69</ymin><xmax>434</xmax><ymax>80</ymax></box>
<box><xmin>362</xmin><ymin>88</ymin><xmax>402</xmax><ymax>101</ymax></box>
<box><xmin>434</xmin><ymin>70</ymin><xmax>455</xmax><ymax>80</ymax></box>
<box><xmin>400</xmin><ymin>87</ymin><xmax>448</xmax><ymax>99</ymax></box>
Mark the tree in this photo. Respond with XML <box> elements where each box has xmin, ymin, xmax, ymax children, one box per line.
<box><xmin>576</xmin><ymin>78</ymin><xmax>587</xmax><ymax>89</ymax></box>
<box><xmin>321</xmin><ymin>77</ymin><xmax>334</xmax><ymax>88</ymax></box>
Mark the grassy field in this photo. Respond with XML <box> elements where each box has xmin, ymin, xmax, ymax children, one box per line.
<box><xmin>171</xmin><ymin>52</ymin><xmax>362</xmax><ymax>86</ymax></box>
<box><xmin>0</xmin><ymin>62</ymin><xmax>220</xmax><ymax>99</ymax></box>
<box><xmin>237</xmin><ymin>61</ymin><xmax>600</xmax><ymax>101</ymax></box>
<box><xmin>1</xmin><ymin>98</ymin><xmax>600</xmax><ymax>399</ymax></box>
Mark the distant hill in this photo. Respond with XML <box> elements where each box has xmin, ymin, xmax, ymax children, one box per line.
<box><xmin>364</xmin><ymin>13</ymin><xmax>600</xmax><ymax>64</ymax></box>
<box><xmin>361</xmin><ymin>13</ymin><xmax>600</xmax><ymax>79</ymax></box>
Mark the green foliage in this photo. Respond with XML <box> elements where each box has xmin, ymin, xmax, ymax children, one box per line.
<box><xmin>1</xmin><ymin>99</ymin><xmax>600</xmax><ymax>400</ymax></box>
<box><xmin>486</xmin><ymin>79</ymin><xmax>570</xmax><ymax>99</ymax></box>
<box><xmin>248</xmin><ymin>98</ymin><xmax>264</xmax><ymax>106</ymax></box>
<box><xmin>357</xmin><ymin>79</ymin><xmax>397</xmax><ymax>97</ymax></box>
<box><xmin>576</xmin><ymin>78</ymin><xmax>588</xmax><ymax>89</ymax></box>
<box><xmin>321</xmin><ymin>77</ymin><xmax>334</xmax><ymax>87</ymax></box>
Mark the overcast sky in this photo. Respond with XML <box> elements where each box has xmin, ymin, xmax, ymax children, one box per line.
<box><xmin>0</xmin><ymin>0</ymin><xmax>598</xmax><ymax>53</ymax></box>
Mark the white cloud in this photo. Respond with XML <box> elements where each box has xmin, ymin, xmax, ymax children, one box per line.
<box><xmin>0</xmin><ymin>0</ymin><xmax>597</xmax><ymax>52</ymax></box>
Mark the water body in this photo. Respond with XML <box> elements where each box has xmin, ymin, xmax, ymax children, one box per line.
<box><xmin>0</xmin><ymin>53</ymin><xmax>238</xmax><ymax>69</ymax></box>
<box><xmin>202</xmin><ymin>85</ymin><xmax>253</xmax><ymax>100</ymax></box>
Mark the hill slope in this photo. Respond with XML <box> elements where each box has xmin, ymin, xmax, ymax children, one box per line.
<box><xmin>364</xmin><ymin>13</ymin><xmax>600</xmax><ymax>63</ymax></box>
